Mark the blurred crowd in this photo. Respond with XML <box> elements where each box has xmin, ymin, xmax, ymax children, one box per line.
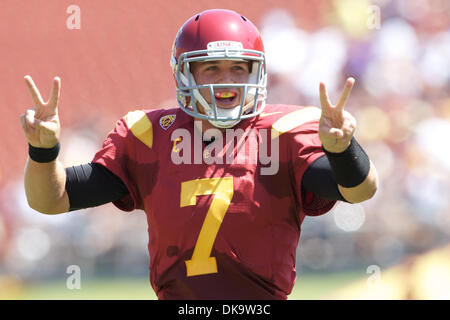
<box><xmin>0</xmin><ymin>0</ymin><xmax>449</xmax><ymax>298</ymax></box>
<box><xmin>261</xmin><ymin>0</ymin><xmax>450</xmax><ymax>274</ymax></box>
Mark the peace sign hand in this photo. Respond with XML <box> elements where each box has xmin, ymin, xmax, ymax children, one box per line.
<box><xmin>20</xmin><ymin>75</ymin><xmax>61</xmax><ymax>148</ymax></box>
<box><xmin>319</xmin><ymin>77</ymin><xmax>357</xmax><ymax>153</ymax></box>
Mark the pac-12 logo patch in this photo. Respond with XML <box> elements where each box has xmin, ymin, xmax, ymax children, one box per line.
<box><xmin>159</xmin><ymin>114</ymin><xmax>176</xmax><ymax>130</ymax></box>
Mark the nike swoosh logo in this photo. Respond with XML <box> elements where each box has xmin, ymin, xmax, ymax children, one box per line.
<box><xmin>259</xmin><ymin>111</ymin><xmax>282</xmax><ymax>117</ymax></box>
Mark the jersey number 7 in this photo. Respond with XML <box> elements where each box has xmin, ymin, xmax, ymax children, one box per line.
<box><xmin>180</xmin><ymin>177</ymin><xmax>234</xmax><ymax>277</ymax></box>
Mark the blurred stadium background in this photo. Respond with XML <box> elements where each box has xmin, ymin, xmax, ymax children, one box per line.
<box><xmin>1</xmin><ymin>0</ymin><xmax>449</xmax><ymax>299</ymax></box>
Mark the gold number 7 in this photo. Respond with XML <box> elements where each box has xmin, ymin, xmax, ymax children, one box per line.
<box><xmin>180</xmin><ymin>177</ymin><xmax>234</xmax><ymax>277</ymax></box>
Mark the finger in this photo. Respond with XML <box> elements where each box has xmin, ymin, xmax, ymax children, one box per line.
<box><xmin>25</xmin><ymin>109</ymin><xmax>37</xmax><ymax>128</ymax></box>
<box><xmin>336</xmin><ymin>77</ymin><xmax>355</xmax><ymax>112</ymax></box>
<box><xmin>319</xmin><ymin>82</ymin><xmax>332</xmax><ymax>111</ymax></box>
<box><xmin>47</xmin><ymin>76</ymin><xmax>61</xmax><ymax>108</ymax></box>
<box><xmin>29</xmin><ymin>116</ymin><xmax>54</xmax><ymax>134</ymax></box>
<box><xmin>24</xmin><ymin>115</ymin><xmax>37</xmax><ymax>137</ymax></box>
<box><xmin>24</xmin><ymin>75</ymin><xmax>45</xmax><ymax>106</ymax></box>
<box><xmin>329</xmin><ymin>128</ymin><xmax>344</xmax><ymax>138</ymax></box>
<box><xmin>20</xmin><ymin>114</ymin><xmax>35</xmax><ymax>136</ymax></box>
<box><xmin>20</xmin><ymin>114</ymin><xmax>27</xmax><ymax>131</ymax></box>
<box><xmin>36</xmin><ymin>120</ymin><xmax>57</xmax><ymax>133</ymax></box>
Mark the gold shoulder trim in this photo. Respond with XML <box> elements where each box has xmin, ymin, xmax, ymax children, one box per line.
<box><xmin>271</xmin><ymin>106</ymin><xmax>321</xmax><ymax>139</ymax></box>
<box><xmin>124</xmin><ymin>110</ymin><xmax>153</xmax><ymax>149</ymax></box>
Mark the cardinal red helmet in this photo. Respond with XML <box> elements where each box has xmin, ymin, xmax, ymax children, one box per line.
<box><xmin>170</xmin><ymin>9</ymin><xmax>267</xmax><ymax>128</ymax></box>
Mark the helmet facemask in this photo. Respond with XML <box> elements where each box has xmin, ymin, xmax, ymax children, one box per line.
<box><xmin>172</xmin><ymin>47</ymin><xmax>267</xmax><ymax>128</ymax></box>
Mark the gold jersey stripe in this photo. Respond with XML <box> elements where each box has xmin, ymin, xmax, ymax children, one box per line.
<box><xmin>124</xmin><ymin>110</ymin><xmax>153</xmax><ymax>149</ymax></box>
<box><xmin>271</xmin><ymin>106</ymin><xmax>321</xmax><ymax>139</ymax></box>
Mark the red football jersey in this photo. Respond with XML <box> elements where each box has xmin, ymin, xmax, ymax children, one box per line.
<box><xmin>92</xmin><ymin>104</ymin><xmax>336</xmax><ymax>299</ymax></box>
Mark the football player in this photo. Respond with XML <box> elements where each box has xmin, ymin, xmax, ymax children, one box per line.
<box><xmin>20</xmin><ymin>9</ymin><xmax>378</xmax><ymax>299</ymax></box>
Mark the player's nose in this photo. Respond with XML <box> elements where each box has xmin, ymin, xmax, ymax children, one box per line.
<box><xmin>216</xmin><ymin>69</ymin><xmax>236</xmax><ymax>84</ymax></box>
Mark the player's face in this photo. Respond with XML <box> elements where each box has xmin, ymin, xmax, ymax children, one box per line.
<box><xmin>190</xmin><ymin>60</ymin><xmax>250</xmax><ymax>111</ymax></box>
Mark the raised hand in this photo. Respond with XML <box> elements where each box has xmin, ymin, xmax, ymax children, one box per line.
<box><xmin>319</xmin><ymin>77</ymin><xmax>357</xmax><ymax>153</ymax></box>
<box><xmin>20</xmin><ymin>75</ymin><xmax>61</xmax><ymax>148</ymax></box>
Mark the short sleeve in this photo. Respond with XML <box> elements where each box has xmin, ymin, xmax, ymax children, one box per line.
<box><xmin>289</xmin><ymin>120</ymin><xmax>337</xmax><ymax>217</ymax></box>
<box><xmin>91</xmin><ymin>117</ymin><xmax>143</xmax><ymax>211</ymax></box>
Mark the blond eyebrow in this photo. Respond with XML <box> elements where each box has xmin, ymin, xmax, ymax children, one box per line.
<box><xmin>198</xmin><ymin>60</ymin><xmax>248</xmax><ymax>65</ymax></box>
<box><xmin>190</xmin><ymin>60</ymin><xmax>249</xmax><ymax>73</ymax></box>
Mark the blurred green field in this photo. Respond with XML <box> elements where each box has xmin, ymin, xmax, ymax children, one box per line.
<box><xmin>6</xmin><ymin>270</ymin><xmax>366</xmax><ymax>300</ymax></box>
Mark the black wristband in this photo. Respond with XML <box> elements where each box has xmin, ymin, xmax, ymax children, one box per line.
<box><xmin>28</xmin><ymin>142</ymin><xmax>60</xmax><ymax>163</ymax></box>
<box><xmin>322</xmin><ymin>138</ymin><xmax>370</xmax><ymax>188</ymax></box>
